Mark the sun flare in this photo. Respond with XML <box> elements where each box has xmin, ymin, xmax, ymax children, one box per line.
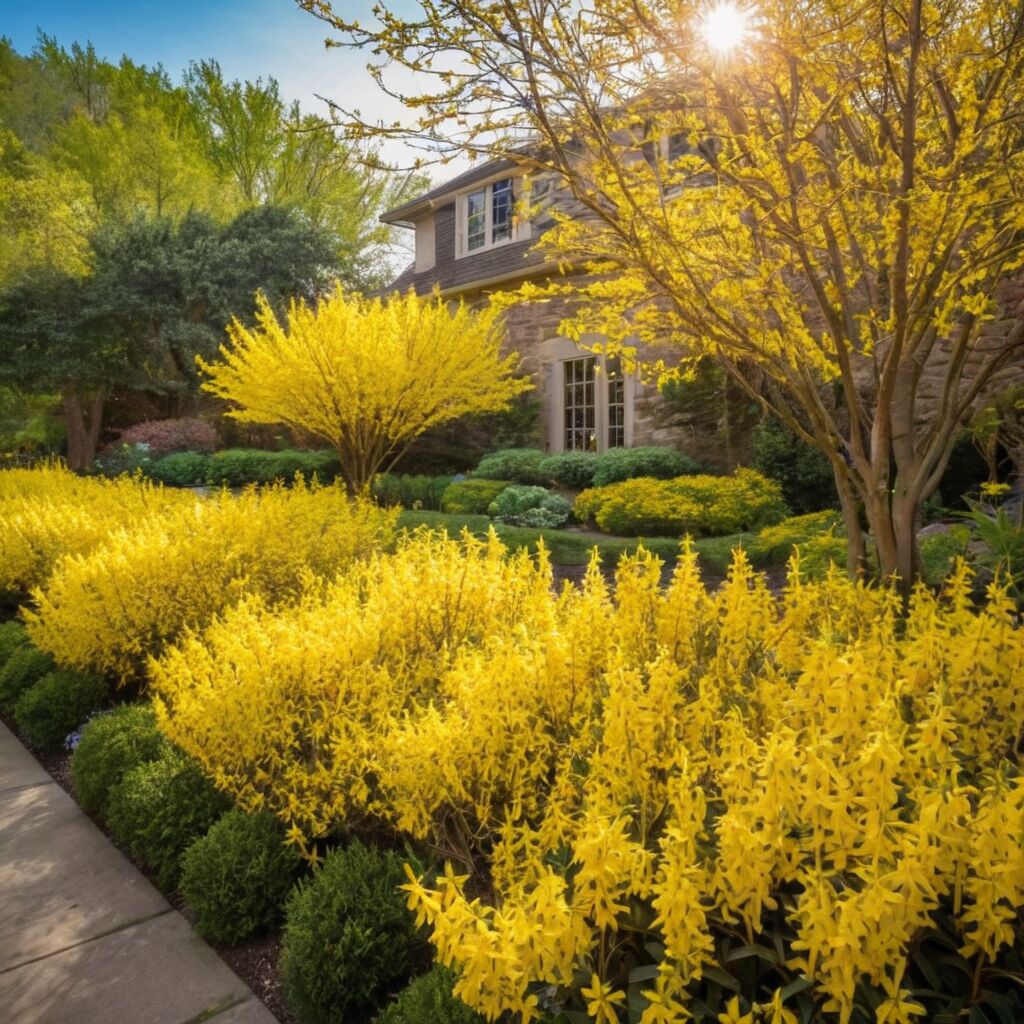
<box><xmin>700</xmin><ymin>1</ymin><xmax>754</xmax><ymax>55</ymax></box>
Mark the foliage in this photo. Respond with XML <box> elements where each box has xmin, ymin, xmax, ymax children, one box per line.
<box><xmin>281</xmin><ymin>841</ymin><xmax>424</xmax><ymax>1024</ymax></box>
<box><xmin>71</xmin><ymin>703</ymin><xmax>168</xmax><ymax>820</ymax></box>
<box><xmin>590</xmin><ymin>447</ymin><xmax>701</xmax><ymax>488</ymax></box>
<box><xmin>26</xmin><ymin>480</ymin><xmax>396</xmax><ymax>684</ymax></box>
<box><xmin>147</xmin><ymin>450</ymin><xmax>211</xmax><ymax>487</ymax></box>
<box><xmin>179</xmin><ymin>810</ymin><xmax>300</xmax><ymax>945</ymax></box>
<box><xmin>203</xmin><ymin>449</ymin><xmax>341</xmax><ymax>487</ymax></box>
<box><xmin>488</xmin><ymin>485</ymin><xmax>571</xmax><ymax>528</ymax></box>
<box><xmin>13</xmin><ymin>669</ymin><xmax>108</xmax><ymax>750</ymax></box>
<box><xmin>919</xmin><ymin>526</ymin><xmax>973</xmax><ymax>588</ymax></box>
<box><xmin>107</xmin><ymin>747</ymin><xmax>230</xmax><ymax>890</ymax></box>
<box><xmin>376</xmin><ymin>966</ymin><xmax>486</xmax><ymax>1024</ymax></box>
<box><xmin>749</xmin><ymin>510</ymin><xmax>843</xmax><ymax>565</ymax></box>
<box><xmin>201</xmin><ymin>287</ymin><xmax>531</xmax><ymax>495</ymax></box>
<box><xmin>751</xmin><ymin>416</ymin><xmax>837</xmax><ymax>515</ymax></box>
<box><xmin>0</xmin><ymin>464</ymin><xmax>189</xmax><ymax>597</ymax></box>
<box><xmin>113</xmin><ymin>417</ymin><xmax>217</xmax><ymax>455</ymax></box>
<box><xmin>0</xmin><ymin>619</ymin><xmax>28</xmax><ymax>669</ymax></box>
<box><xmin>373</xmin><ymin>473</ymin><xmax>454</xmax><ymax>512</ymax></box>
<box><xmin>152</xmin><ymin>528</ymin><xmax>1024</xmax><ymax>1023</ymax></box>
<box><xmin>0</xmin><ymin>388</ymin><xmax>64</xmax><ymax>456</ymax></box>
<box><xmin>957</xmin><ymin>500</ymin><xmax>1024</xmax><ymax>604</ymax></box>
<box><xmin>320</xmin><ymin>0</ymin><xmax>1024</xmax><ymax>588</ymax></box>
<box><xmin>575</xmin><ymin>469</ymin><xmax>789</xmax><ymax>536</ymax></box>
<box><xmin>473</xmin><ymin>448</ymin><xmax>550</xmax><ymax>485</ymax></box>
<box><xmin>538</xmin><ymin>450</ymin><xmax>599</xmax><ymax>490</ymax></box>
<box><xmin>0</xmin><ymin>643</ymin><xmax>56</xmax><ymax>713</ymax></box>
<box><xmin>440</xmin><ymin>479</ymin><xmax>513</xmax><ymax>515</ymax></box>
<box><xmin>91</xmin><ymin>443</ymin><xmax>157</xmax><ymax>478</ymax></box>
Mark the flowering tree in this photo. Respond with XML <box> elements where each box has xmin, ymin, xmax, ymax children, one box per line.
<box><xmin>302</xmin><ymin>0</ymin><xmax>1024</xmax><ymax>587</ymax></box>
<box><xmin>200</xmin><ymin>286</ymin><xmax>530</xmax><ymax>493</ymax></box>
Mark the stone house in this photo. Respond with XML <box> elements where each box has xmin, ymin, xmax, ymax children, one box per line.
<box><xmin>380</xmin><ymin>160</ymin><xmax>725</xmax><ymax>464</ymax></box>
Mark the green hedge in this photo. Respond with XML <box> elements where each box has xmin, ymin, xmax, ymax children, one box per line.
<box><xmin>0</xmin><ymin>644</ymin><xmax>55</xmax><ymax>713</ymax></box>
<box><xmin>180</xmin><ymin>810</ymin><xmax>300</xmax><ymax>944</ymax></box>
<box><xmin>71</xmin><ymin>704</ymin><xmax>168</xmax><ymax>820</ymax></box>
<box><xmin>537</xmin><ymin>450</ymin><xmax>599</xmax><ymax>489</ymax></box>
<box><xmin>590</xmin><ymin>446</ymin><xmax>701</xmax><ymax>487</ymax></box>
<box><xmin>373</xmin><ymin>474</ymin><xmax>453</xmax><ymax>511</ymax></box>
<box><xmin>472</xmin><ymin>448</ymin><xmax>549</xmax><ymax>485</ymax></box>
<box><xmin>147</xmin><ymin>451</ymin><xmax>212</xmax><ymax>487</ymax></box>
<box><xmin>575</xmin><ymin>469</ymin><xmax>789</xmax><ymax>537</ymax></box>
<box><xmin>203</xmin><ymin>449</ymin><xmax>341</xmax><ymax>487</ymax></box>
<box><xmin>282</xmin><ymin>841</ymin><xmax>424</xmax><ymax>1023</ymax></box>
<box><xmin>0</xmin><ymin>620</ymin><xmax>28</xmax><ymax>669</ymax></box>
<box><xmin>376</xmin><ymin>966</ymin><xmax>486</xmax><ymax>1024</ymax></box>
<box><xmin>14</xmin><ymin>670</ymin><xmax>108</xmax><ymax>750</ymax></box>
<box><xmin>440</xmin><ymin>479</ymin><xmax>513</xmax><ymax>515</ymax></box>
<box><xmin>751</xmin><ymin>416</ymin><xmax>836</xmax><ymax>514</ymax></box>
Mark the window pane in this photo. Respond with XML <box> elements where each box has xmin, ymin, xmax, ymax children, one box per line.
<box><xmin>467</xmin><ymin>188</ymin><xmax>486</xmax><ymax>250</ymax></box>
<box><xmin>564</xmin><ymin>356</ymin><xmax>597</xmax><ymax>451</ymax></box>
<box><xmin>491</xmin><ymin>178</ymin><xmax>513</xmax><ymax>242</ymax></box>
<box><xmin>607</xmin><ymin>356</ymin><xmax>625</xmax><ymax>448</ymax></box>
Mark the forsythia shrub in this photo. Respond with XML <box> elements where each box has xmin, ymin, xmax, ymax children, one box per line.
<box><xmin>153</xmin><ymin>531</ymin><xmax>1024</xmax><ymax>1024</ymax></box>
<box><xmin>575</xmin><ymin>468</ymin><xmax>789</xmax><ymax>536</ymax></box>
<box><xmin>25</xmin><ymin>482</ymin><xmax>396</xmax><ymax>684</ymax></box>
<box><xmin>750</xmin><ymin>509</ymin><xmax>843</xmax><ymax>564</ymax></box>
<box><xmin>0</xmin><ymin>464</ymin><xmax>188</xmax><ymax>597</ymax></box>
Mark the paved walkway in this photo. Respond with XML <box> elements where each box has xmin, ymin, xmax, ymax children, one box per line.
<box><xmin>0</xmin><ymin>722</ymin><xmax>277</xmax><ymax>1024</ymax></box>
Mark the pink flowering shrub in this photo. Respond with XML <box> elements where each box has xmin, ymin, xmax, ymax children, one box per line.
<box><xmin>112</xmin><ymin>418</ymin><xmax>218</xmax><ymax>456</ymax></box>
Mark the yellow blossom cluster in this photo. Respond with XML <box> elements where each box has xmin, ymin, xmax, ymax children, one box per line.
<box><xmin>151</xmin><ymin>530</ymin><xmax>1024</xmax><ymax>1023</ymax></box>
<box><xmin>0</xmin><ymin>463</ymin><xmax>189</xmax><ymax>597</ymax></box>
<box><xmin>25</xmin><ymin>480</ymin><xmax>395</xmax><ymax>684</ymax></box>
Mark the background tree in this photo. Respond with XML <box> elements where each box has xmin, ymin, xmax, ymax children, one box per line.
<box><xmin>200</xmin><ymin>287</ymin><xmax>532</xmax><ymax>493</ymax></box>
<box><xmin>307</xmin><ymin>0</ymin><xmax>1024</xmax><ymax>586</ymax></box>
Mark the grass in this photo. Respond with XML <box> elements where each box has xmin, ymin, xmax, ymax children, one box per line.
<box><xmin>396</xmin><ymin>510</ymin><xmax>755</xmax><ymax>574</ymax></box>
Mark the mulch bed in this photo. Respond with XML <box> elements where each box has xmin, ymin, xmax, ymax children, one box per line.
<box><xmin>5</xmin><ymin>716</ymin><xmax>295</xmax><ymax>1024</ymax></box>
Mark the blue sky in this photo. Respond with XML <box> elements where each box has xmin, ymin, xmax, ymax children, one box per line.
<box><xmin>0</xmin><ymin>0</ymin><xmax>431</xmax><ymax>169</ymax></box>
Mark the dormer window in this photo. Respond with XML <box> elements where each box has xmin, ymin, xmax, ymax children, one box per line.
<box><xmin>456</xmin><ymin>175</ymin><xmax>529</xmax><ymax>257</ymax></box>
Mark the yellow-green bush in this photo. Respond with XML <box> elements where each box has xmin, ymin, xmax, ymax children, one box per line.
<box><xmin>575</xmin><ymin>468</ymin><xmax>789</xmax><ymax>536</ymax></box>
<box><xmin>26</xmin><ymin>482</ymin><xmax>396</xmax><ymax>684</ymax></box>
<box><xmin>0</xmin><ymin>464</ymin><xmax>189</xmax><ymax>597</ymax></box>
<box><xmin>151</xmin><ymin>531</ymin><xmax>1024</xmax><ymax>1024</ymax></box>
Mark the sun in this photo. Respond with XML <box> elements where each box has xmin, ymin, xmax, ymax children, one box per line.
<box><xmin>699</xmin><ymin>1</ymin><xmax>755</xmax><ymax>55</ymax></box>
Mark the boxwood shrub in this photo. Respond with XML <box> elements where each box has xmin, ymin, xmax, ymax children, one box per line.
<box><xmin>107</xmin><ymin>748</ymin><xmax>231</xmax><ymax>890</ymax></box>
<box><xmin>281</xmin><ymin>840</ymin><xmax>424</xmax><ymax>1024</ymax></box>
<box><xmin>537</xmin><ymin>450</ymin><xmax>599</xmax><ymax>489</ymax></box>
<box><xmin>590</xmin><ymin>446</ymin><xmax>701</xmax><ymax>487</ymax></box>
<box><xmin>376</xmin><ymin>966</ymin><xmax>486</xmax><ymax>1024</ymax></box>
<box><xmin>0</xmin><ymin>620</ymin><xmax>28</xmax><ymax>669</ymax></box>
<box><xmin>472</xmin><ymin>448</ymin><xmax>549</xmax><ymax>485</ymax></box>
<box><xmin>373</xmin><ymin>474</ymin><xmax>453</xmax><ymax>512</ymax></box>
<box><xmin>0</xmin><ymin>644</ymin><xmax>55</xmax><ymax>713</ymax></box>
<box><xmin>180</xmin><ymin>810</ymin><xmax>300</xmax><ymax>944</ymax></box>
<box><xmin>71</xmin><ymin>704</ymin><xmax>168</xmax><ymax>819</ymax></box>
<box><xmin>14</xmin><ymin>670</ymin><xmax>108</xmax><ymax>750</ymax></box>
<box><xmin>440</xmin><ymin>479</ymin><xmax>513</xmax><ymax>515</ymax></box>
<box><xmin>204</xmin><ymin>449</ymin><xmax>341</xmax><ymax>487</ymax></box>
<box><xmin>148</xmin><ymin>451</ymin><xmax>212</xmax><ymax>487</ymax></box>
<box><xmin>575</xmin><ymin>469</ymin><xmax>789</xmax><ymax>537</ymax></box>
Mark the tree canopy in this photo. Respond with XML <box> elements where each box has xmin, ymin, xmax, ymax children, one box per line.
<box><xmin>305</xmin><ymin>0</ymin><xmax>1024</xmax><ymax>586</ymax></box>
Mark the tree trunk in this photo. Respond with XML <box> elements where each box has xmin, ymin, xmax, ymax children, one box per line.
<box><xmin>835</xmin><ymin>471</ymin><xmax>866</xmax><ymax>576</ymax></box>
<box><xmin>63</xmin><ymin>389</ymin><xmax>104</xmax><ymax>471</ymax></box>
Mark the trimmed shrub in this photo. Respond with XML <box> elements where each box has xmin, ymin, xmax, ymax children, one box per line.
<box><xmin>107</xmin><ymin>748</ymin><xmax>231</xmax><ymax>890</ymax></box>
<box><xmin>281</xmin><ymin>841</ymin><xmax>423</xmax><ymax>1024</ymax></box>
<box><xmin>575</xmin><ymin>469</ymin><xmax>789</xmax><ymax>536</ymax></box>
<box><xmin>0</xmin><ymin>644</ymin><xmax>55</xmax><ymax>712</ymax></box>
<box><xmin>0</xmin><ymin>620</ymin><xmax>27</xmax><ymax>669</ymax></box>
<box><xmin>180</xmin><ymin>810</ymin><xmax>300</xmax><ymax>945</ymax></box>
<box><xmin>440</xmin><ymin>479</ymin><xmax>513</xmax><ymax>515</ymax></box>
<box><xmin>114</xmin><ymin>418</ymin><xmax>217</xmax><ymax>456</ymax></box>
<box><xmin>14</xmin><ymin>670</ymin><xmax>108</xmax><ymax>750</ymax></box>
<box><xmin>590</xmin><ymin>446</ymin><xmax>700</xmax><ymax>487</ymax></box>
<box><xmin>488</xmin><ymin>485</ymin><xmax>572</xmax><ymax>528</ymax></box>
<box><xmin>750</xmin><ymin>510</ymin><xmax>843</xmax><ymax>565</ymax></box>
<box><xmin>148</xmin><ymin>451</ymin><xmax>212</xmax><ymax>487</ymax></box>
<box><xmin>751</xmin><ymin>415</ymin><xmax>836</xmax><ymax>514</ymax></box>
<box><xmin>373</xmin><ymin>474</ymin><xmax>453</xmax><ymax>512</ymax></box>
<box><xmin>71</xmin><ymin>704</ymin><xmax>167</xmax><ymax>820</ymax></box>
<box><xmin>472</xmin><ymin>448</ymin><xmax>549</xmax><ymax>485</ymax></box>
<box><xmin>921</xmin><ymin>526</ymin><xmax>972</xmax><ymax>586</ymax></box>
<box><xmin>91</xmin><ymin>443</ymin><xmax>155</xmax><ymax>478</ymax></box>
<box><xmin>376</xmin><ymin>966</ymin><xmax>486</xmax><ymax>1024</ymax></box>
<box><xmin>205</xmin><ymin>449</ymin><xmax>341</xmax><ymax>487</ymax></box>
<box><xmin>538</xmin><ymin>450</ymin><xmax>599</xmax><ymax>490</ymax></box>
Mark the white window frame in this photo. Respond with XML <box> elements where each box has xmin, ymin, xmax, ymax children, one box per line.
<box><xmin>455</xmin><ymin>174</ymin><xmax>530</xmax><ymax>258</ymax></box>
<box><xmin>553</xmin><ymin>349</ymin><xmax>635</xmax><ymax>453</ymax></box>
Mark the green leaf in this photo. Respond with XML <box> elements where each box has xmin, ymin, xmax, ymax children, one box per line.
<box><xmin>725</xmin><ymin>943</ymin><xmax>780</xmax><ymax>965</ymax></box>
<box><xmin>702</xmin><ymin>965</ymin><xmax>741</xmax><ymax>993</ymax></box>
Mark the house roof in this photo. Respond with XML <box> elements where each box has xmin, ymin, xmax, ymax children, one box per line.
<box><xmin>380</xmin><ymin>157</ymin><xmax>523</xmax><ymax>225</ymax></box>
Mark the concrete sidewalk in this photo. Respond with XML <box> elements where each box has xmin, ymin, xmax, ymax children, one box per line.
<box><xmin>0</xmin><ymin>721</ymin><xmax>278</xmax><ymax>1024</ymax></box>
